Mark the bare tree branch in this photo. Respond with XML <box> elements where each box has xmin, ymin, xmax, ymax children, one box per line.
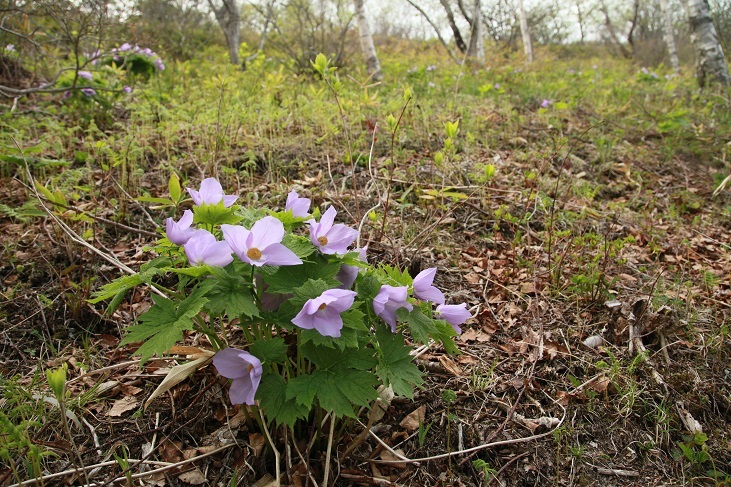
<box><xmin>404</xmin><ymin>0</ymin><xmax>461</xmax><ymax>64</ymax></box>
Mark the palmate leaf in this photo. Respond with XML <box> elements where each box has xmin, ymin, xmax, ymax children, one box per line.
<box><xmin>262</xmin><ymin>257</ymin><xmax>340</xmax><ymax>294</ymax></box>
<box><xmin>203</xmin><ymin>271</ymin><xmax>260</xmax><ymax>319</ymax></box>
<box><xmin>257</xmin><ymin>374</ymin><xmax>309</xmax><ymax>428</ymax></box>
<box><xmin>286</xmin><ymin>343</ymin><xmax>379</xmax><ymax>418</ymax></box>
<box><xmin>375</xmin><ymin>325</ymin><xmax>423</xmax><ymax>398</ymax></box>
<box><xmin>250</xmin><ymin>337</ymin><xmax>287</xmax><ymax>364</ymax></box>
<box><xmin>121</xmin><ymin>285</ymin><xmax>209</xmax><ymax>364</ymax></box>
<box><xmin>397</xmin><ymin>307</ymin><xmax>437</xmax><ymax>344</ymax></box>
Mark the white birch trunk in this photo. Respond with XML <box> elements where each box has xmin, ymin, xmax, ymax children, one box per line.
<box><xmin>353</xmin><ymin>0</ymin><xmax>382</xmax><ymax>81</ymax></box>
<box><xmin>686</xmin><ymin>0</ymin><xmax>730</xmax><ymax>87</ymax></box>
<box><xmin>466</xmin><ymin>0</ymin><xmax>484</xmax><ymax>64</ymax></box>
<box><xmin>518</xmin><ymin>0</ymin><xmax>533</xmax><ymax>63</ymax></box>
<box><xmin>660</xmin><ymin>0</ymin><xmax>681</xmax><ymax>73</ymax></box>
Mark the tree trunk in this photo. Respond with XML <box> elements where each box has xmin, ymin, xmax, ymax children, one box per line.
<box><xmin>599</xmin><ymin>0</ymin><xmax>633</xmax><ymax>58</ymax></box>
<box><xmin>439</xmin><ymin>0</ymin><xmax>467</xmax><ymax>53</ymax></box>
<box><xmin>405</xmin><ymin>0</ymin><xmax>461</xmax><ymax>64</ymax></box>
<box><xmin>208</xmin><ymin>0</ymin><xmax>241</xmax><ymax>65</ymax></box>
<box><xmin>353</xmin><ymin>0</ymin><xmax>382</xmax><ymax>81</ymax></box>
<box><xmin>518</xmin><ymin>0</ymin><xmax>533</xmax><ymax>63</ymax></box>
<box><xmin>660</xmin><ymin>0</ymin><xmax>681</xmax><ymax>73</ymax></box>
<box><xmin>686</xmin><ymin>0</ymin><xmax>730</xmax><ymax>87</ymax></box>
<box><xmin>466</xmin><ymin>0</ymin><xmax>483</xmax><ymax>64</ymax></box>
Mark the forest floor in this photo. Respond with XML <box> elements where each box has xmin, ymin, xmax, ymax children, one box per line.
<box><xmin>1</xmin><ymin>49</ymin><xmax>731</xmax><ymax>486</ymax></box>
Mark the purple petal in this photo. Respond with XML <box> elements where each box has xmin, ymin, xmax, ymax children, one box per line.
<box><xmin>292</xmin><ymin>307</ymin><xmax>317</xmax><ymax>330</ymax></box>
<box><xmin>313</xmin><ymin>307</ymin><xmax>343</xmax><ymax>337</ymax></box>
<box><xmin>184</xmin><ymin>230</ymin><xmax>232</xmax><ymax>266</ymax></box>
<box><xmin>249</xmin><ymin>216</ymin><xmax>285</xmax><ymax>250</ymax></box>
<box><xmin>199</xmin><ymin>240</ymin><xmax>234</xmax><ymax>267</ymax></box>
<box><xmin>286</xmin><ymin>191</ymin><xmax>310</xmax><ymax>218</ymax></box>
<box><xmin>436</xmin><ymin>303</ymin><xmax>471</xmax><ymax>334</ymax></box>
<box><xmin>258</xmin><ymin>243</ymin><xmax>301</xmax><ymax>266</ymax></box>
<box><xmin>413</xmin><ymin>268</ymin><xmax>436</xmax><ymax>289</ymax></box>
<box><xmin>222</xmin><ymin>194</ymin><xmax>238</xmax><ymax>207</ymax></box>
<box><xmin>213</xmin><ymin>348</ymin><xmax>250</xmax><ymax>379</ymax></box>
<box><xmin>323</xmin><ymin>289</ymin><xmax>357</xmax><ymax>313</ymax></box>
<box><xmin>336</xmin><ymin>264</ymin><xmax>358</xmax><ymax>288</ymax></box>
<box><xmin>319</xmin><ymin>206</ymin><xmax>336</xmax><ymax>233</ymax></box>
<box><xmin>198</xmin><ymin>178</ymin><xmax>223</xmax><ymax>203</ymax></box>
<box><xmin>230</xmin><ymin>377</ymin><xmax>256</xmax><ymax>405</ymax></box>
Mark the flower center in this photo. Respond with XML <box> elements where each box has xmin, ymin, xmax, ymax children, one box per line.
<box><xmin>247</xmin><ymin>247</ymin><xmax>262</xmax><ymax>260</ymax></box>
<box><xmin>318</xmin><ymin>303</ymin><xmax>327</xmax><ymax>311</ymax></box>
<box><xmin>247</xmin><ymin>364</ymin><xmax>254</xmax><ymax>373</ymax></box>
<box><xmin>317</xmin><ymin>236</ymin><xmax>329</xmax><ymax>246</ymax></box>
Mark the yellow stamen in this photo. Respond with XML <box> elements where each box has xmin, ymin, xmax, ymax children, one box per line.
<box><xmin>317</xmin><ymin>236</ymin><xmax>328</xmax><ymax>246</ymax></box>
<box><xmin>247</xmin><ymin>247</ymin><xmax>262</xmax><ymax>260</ymax></box>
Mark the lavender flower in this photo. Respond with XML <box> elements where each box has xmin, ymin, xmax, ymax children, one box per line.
<box><xmin>412</xmin><ymin>268</ymin><xmax>445</xmax><ymax>305</ymax></box>
<box><xmin>494</xmin><ymin>83</ymin><xmax>500</xmax><ymax>89</ymax></box>
<box><xmin>291</xmin><ymin>289</ymin><xmax>357</xmax><ymax>337</ymax></box>
<box><xmin>5</xmin><ymin>44</ymin><xmax>15</xmax><ymax>52</ymax></box>
<box><xmin>81</xmin><ymin>88</ymin><xmax>96</xmax><ymax>97</ymax></box>
<box><xmin>373</xmin><ymin>285</ymin><xmax>413</xmax><ymax>332</ymax></box>
<box><xmin>285</xmin><ymin>190</ymin><xmax>310</xmax><ymax>218</ymax></box>
<box><xmin>165</xmin><ymin>209</ymin><xmax>196</xmax><ymax>245</ymax></box>
<box><xmin>222</xmin><ymin>216</ymin><xmax>302</xmax><ymax>267</ymax></box>
<box><xmin>540</xmin><ymin>99</ymin><xmax>551</xmax><ymax>108</ymax></box>
<box><xmin>307</xmin><ymin>206</ymin><xmax>358</xmax><ymax>255</ymax></box>
<box><xmin>123</xmin><ymin>86</ymin><xmax>132</xmax><ymax>93</ymax></box>
<box><xmin>187</xmin><ymin>178</ymin><xmax>238</xmax><ymax>207</ymax></box>
<box><xmin>78</xmin><ymin>71</ymin><xmax>93</xmax><ymax>80</ymax></box>
<box><xmin>335</xmin><ymin>247</ymin><xmax>367</xmax><ymax>289</ymax></box>
<box><xmin>426</xmin><ymin>65</ymin><xmax>436</xmax><ymax>72</ymax></box>
<box><xmin>213</xmin><ymin>348</ymin><xmax>263</xmax><ymax>405</ymax></box>
<box><xmin>183</xmin><ymin>229</ymin><xmax>233</xmax><ymax>267</ymax></box>
<box><xmin>435</xmin><ymin>303</ymin><xmax>471</xmax><ymax>334</ymax></box>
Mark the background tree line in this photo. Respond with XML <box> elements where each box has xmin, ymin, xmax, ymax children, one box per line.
<box><xmin>1</xmin><ymin>0</ymin><xmax>729</xmax><ymax>92</ymax></box>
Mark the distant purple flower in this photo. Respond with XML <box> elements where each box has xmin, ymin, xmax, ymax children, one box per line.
<box><xmin>123</xmin><ymin>86</ymin><xmax>132</xmax><ymax>93</ymax></box>
<box><xmin>413</xmin><ymin>268</ymin><xmax>445</xmax><ymax>305</ymax></box>
<box><xmin>428</xmin><ymin>81</ymin><xmax>436</xmax><ymax>88</ymax></box>
<box><xmin>426</xmin><ymin>65</ymin><xmax>436</xmax><ymax>72</ymax></box>
<box><xmin>307</xmin><ymin>206</ymin><xmax>358</xmax><ymax>255</ymax></box>
<box><xmin>184</xmin><ymin>229</ymin><xmax>233</xmax><ymax>267</ymax></box>
<box><xmin>540</xmin><ymin>99</ymin><xmax>551</xmax><ymax>108</ymax></box>
<box><xmin>641</xmin><ymin>67</ymin><xmax>649</xmax><ymax>74</ymax></box>
<box><xmin>63</xmin><ymin>91</ymin><xmax>72</xmax><ymax>99</ymax></box>
<box><xmin>213</xmin><ymin>348</ymin><xmax>262</xmax><ymax>405</ymax></box>
<box><xmin>435</xmin><ymin>303</ymin><xmax>471</xmax><ymax>334</ymax></box>
<box><xmin>187</xmin><ymin>178</ymin><xmax>238</xmax><ymax>207</ymax></box>
<box><xmin>568</xmin><ymin>69</ymin><xmax>575</xmax><ymax>74</ymax></box>
<box><xmin>373</xmin><ymin>285</ymin><xmax>413</xmax><ymax>332</ymax></box>
<box><xmin>222</xmin><ymin>216</ymin><xmax>302</xmax><ymax>267</ymax></box>
<box><xmin>78</xmin><ymin>71</ymin><xmax>93</xmax><ymax>80</ymax></box>
<box><xmin>5</xmin><ymin>44</ymin><xmax>15</xmax><ymax>52</ymax></box>
<box><xmin>165</xmin><ymin>209</ymin><xmax>196</xmax><ymax>245</ymax></box>
<box><xmin>286</xmin><ymin>190</ymin><xmax>310</xmax><ymax>217</ymax></box>
<box><xmin>493</xmin><ymin>83</ymin><xmax>500</xmax><ymax>89</ymax></box>
<box><xmin>81</xmin><ymin>88</ymin><xmax>96</xmax><ymax>97</ymax></box>
<box><xmin>119</xmin><ymin>43</ymin><xmax>132</xmax><ymax>52</ymax></box>
<box><xmin>291</xmin><ymin>289</ymin><xmax>357</xmax><ymax>337</ymax></box>
<box><xmin>336</xmin><ymin>247</ymin><xmax>367</xmax><ymax>289</ymax></box>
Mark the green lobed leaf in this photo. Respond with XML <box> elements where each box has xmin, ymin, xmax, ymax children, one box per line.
<box><xmin>203</xmin><ymin>271</ymin><xmax>260</xmax><ymax>319</ymax></box>
<box><xmin>290</xmin><ymin>342</ymin><xmax>379</xmax><ymax>417</ymax></box>
<box><xmin>263</xmin><ymin>258</ymin><xmax>340</xmax><ymax>294</ymax></box>
<box><xmin>281</xmin><ymin>233</ymin><xmax>316</xmax><ymax>259</ymax></box>
<box><xmin>121</xmin><ymin>285</ymin><xmax>209</xmax><ymax>364</ymax></box>
<box><xmin>258</xmin><ymin>374</ymin><xmax>310</xmax><ymax>428</ymax></box>
<box><xmin>397</xmin><ymin>307</ymin><xmax>437</xmax><ymax>344</ymax></box>
<box><xmin>375</xmin><ymin>325</ymin><xmax>423</xmax><ymax>398</ymax></box>
<box><xmin>193</xmin><ymin>202</ymin><xmax>242</xmax><ymax>226</ymax></box>
<box><xmin>249</xmin><ymin>338</ymin><xmax>287</xmax><ymax>364</ymax></box>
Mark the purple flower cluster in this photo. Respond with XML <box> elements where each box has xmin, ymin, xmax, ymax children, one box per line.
<box><xmin>373</xmin><ymin>267</ymin><xmax>470</xmax><ymax>334</ymax></box>
<box><xmin>110</xmin><ymin>43</ymin><xmax>166</xmax><ymax>71</ymax></box>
